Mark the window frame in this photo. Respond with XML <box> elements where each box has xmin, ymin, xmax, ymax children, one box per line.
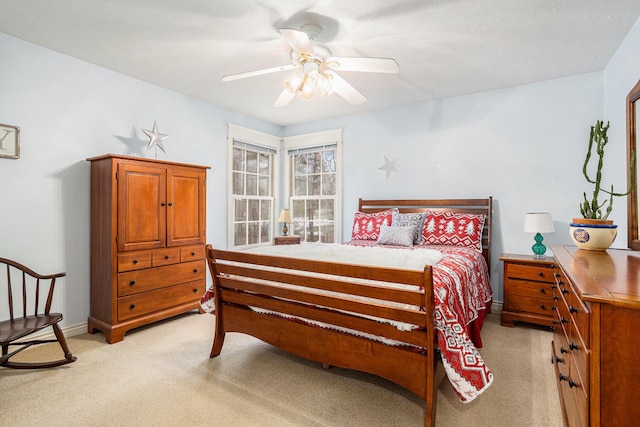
<box><xmin>227</xmin><ymin>124</ymin><xmax>281</xmax><ymax>249</ymax></box>
<box><xmin>283</xmin><ymin>129</ymin><xmax>343</xmax><ymax>243</ymax></box>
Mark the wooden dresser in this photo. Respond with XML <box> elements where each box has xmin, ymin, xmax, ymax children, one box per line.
<box><xmin>87</xmin><ymin>154</ymin><xmax>209</xmax><ymax>343</ymax></box>
<box><xmin>551</xmin><ymin>245</ymin><xmax>640</xmax><ymax>426</ymax></box>
<box><xmin>500</xmin><ymin>254</ymin><xmax>557</xmax><ymax>328</ymax></box>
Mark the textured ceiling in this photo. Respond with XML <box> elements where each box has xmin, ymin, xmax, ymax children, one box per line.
<box><xmin>1</xmin><ymin>0</ymin><xmax>639</xmax><ymax>126</ymax></box>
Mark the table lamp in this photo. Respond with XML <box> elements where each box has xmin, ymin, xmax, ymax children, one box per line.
<box><xmin>523</xmin><ymin>212</ymin><xmax>555</xmax><ymax>258</ymax></box>
<box><xmin>278</xmin><ymin>208</ymin><xmax>292</xmax><ymax>236</ymax></box>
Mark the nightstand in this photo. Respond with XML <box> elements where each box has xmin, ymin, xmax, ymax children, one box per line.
<box><xmin>274</xmin><ymin>235</ymin><xmax>301</xmax><ymax>245</ymax></box>
<box><xmin>500</xmin><ymin>254</ymin><xmax>557</xmax><ymax>329</ymax></box>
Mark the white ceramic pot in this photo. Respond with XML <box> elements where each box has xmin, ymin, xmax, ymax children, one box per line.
<box><xmin>569</xmin><ymin>221</ymin><xmax>617</xmax><ymax>251</ymax></box>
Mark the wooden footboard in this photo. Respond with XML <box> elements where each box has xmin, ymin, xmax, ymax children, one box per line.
<box><xmin>206</xmin><ymin>245</ymin><xmax>439</xmax><ymax>427</ymax></box>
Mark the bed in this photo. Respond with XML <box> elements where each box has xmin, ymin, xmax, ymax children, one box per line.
<box><xmin>204</xmin><ymin>198</ymin><xmax>494</xmax><ymax>427</ymax></box>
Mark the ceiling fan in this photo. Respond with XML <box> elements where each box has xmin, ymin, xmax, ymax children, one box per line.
<box><xmin>221</xmin><ymin>24</ymin><xmax>399</xmax><ymax>107</ymax></box>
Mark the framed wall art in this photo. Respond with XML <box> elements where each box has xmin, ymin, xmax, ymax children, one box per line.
<box><xmin>0</xmin><ymin>123</ymin><xmax>20</xmax><ymax>159</ymax></box>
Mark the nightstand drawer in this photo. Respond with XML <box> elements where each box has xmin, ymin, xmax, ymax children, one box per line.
<box><xmin>274</xmin><ymin>236</ymin><xmax>301</xmax><ymax>245</ymax></box>
<box><xmin>505</xmin><ymin>262</ymin><xmax>556</xmax><ymax>283</ymax></box>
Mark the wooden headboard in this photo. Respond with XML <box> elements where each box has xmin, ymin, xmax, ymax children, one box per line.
<box><xmin>357</xmin><ymin>197</ymin><xmax>493</xmax><ymax>269</ymax></box>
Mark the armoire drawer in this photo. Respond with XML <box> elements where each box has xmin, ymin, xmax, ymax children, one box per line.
<box><xmin>117</xmin><ymin>260</ymin><xmax>205</xmax><ymax>296</ymax></box>
<box><xmin>117</xmin><ymin>280</ymin><xmax>202</xmax><ymax>321</ymax></box>
<box><xmin>118</xmin><ymin>251</ymin><xmax>152</xmax><ymax>272</ymax></box>
<box><xmin>180</xmin><ymin>244</ymin><xmax>205</xmax><ymax>262</ymax></box>
<box><xmin>151</xmin><ymin>247</ymin><xmax>181</xmax><ymax>267</ymax></box>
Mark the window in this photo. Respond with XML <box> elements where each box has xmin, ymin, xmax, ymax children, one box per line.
<box><xmin>228</xmin><ymin>124</ymin><xmax>280</xmax><ymax>249</ymax></box>
<box><xmin>284</xmin><ymin>129</ymin><xmax>342</xmax><ymax>243</ymax></box>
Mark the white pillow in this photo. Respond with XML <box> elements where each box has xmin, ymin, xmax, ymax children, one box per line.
<box><xmin>376</xmin><ymin>224</ymin><xmax>415</xmax><ymax>247</ymax></box>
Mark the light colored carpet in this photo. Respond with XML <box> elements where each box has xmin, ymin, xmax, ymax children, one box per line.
<box><xmin>1</xmin><ymin>312</ymin><xmax>562</xmax><ymax>426</ymax></box>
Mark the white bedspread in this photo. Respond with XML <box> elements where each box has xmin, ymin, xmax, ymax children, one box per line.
<box><xmin>247</xmin><ymin>242</ymin><xmax>443</xmax><ymax>270</ymax></box>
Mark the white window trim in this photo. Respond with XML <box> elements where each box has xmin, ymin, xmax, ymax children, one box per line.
<box><xmin>283</xmin><ymin>129</ymin><xmax>343</xmax><ymax>242</ymax></box>
<box><xmin>227</xmin><ymin>123</ymin><xmax>281</xmax><ymax>249</ymax></box>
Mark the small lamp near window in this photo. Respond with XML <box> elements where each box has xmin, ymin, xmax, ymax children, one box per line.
<box><xmin>278</xmin><ymin>208</ymin><xmax>292</xmax><ymax>236</ymax></box>
<box><xmin>523</xmin><ymin>212</ymin><xmax>555</xmax><ymax>258</ymax></box>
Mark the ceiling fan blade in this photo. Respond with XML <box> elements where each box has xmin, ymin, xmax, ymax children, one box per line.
<box><xmin>326</xmin><ymin>71</ymin><xmax>366</xmax><ymax>105</ymax></box>
<box><xmin>222</xmin><ymin>64</ymin><xmax>297</xmax><ymax>82</ymax></box>
<box><xmin>279</xmin><ymin>28</ymin><xmax>313</xmax><ymax>54</ymax></box>
<box><xmin>273</xmin><ymin>89</ymin><xmax>295</xmax><ymax>107</ymax></box>
<box><xmin>327</xmin><ymin>57</ymin><xmax>399</xmax><ymax>74</ymax></box>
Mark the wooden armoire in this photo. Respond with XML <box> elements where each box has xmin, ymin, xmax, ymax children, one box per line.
<box><xmin>87</xmin><ymin>154</ymin><xmax>209</xmax><ymax>343</ymax></box>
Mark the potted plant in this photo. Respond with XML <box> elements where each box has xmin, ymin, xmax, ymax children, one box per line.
<box><xmin>570</xmin><ymin>120</ymin><xmax>635</xmax><ymax>250</ymax></box>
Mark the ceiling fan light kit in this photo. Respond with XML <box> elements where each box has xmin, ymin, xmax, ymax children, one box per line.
<box><xmin>221</xmin><ymin>24</ymin><xmax>399</xmax><ymax>107</ymax></box>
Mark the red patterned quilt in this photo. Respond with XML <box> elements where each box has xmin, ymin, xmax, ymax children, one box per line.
<box><xmin>347</xmin><ymin>240</ymin><xmax>494</xmax><ymax>402</ymax></box>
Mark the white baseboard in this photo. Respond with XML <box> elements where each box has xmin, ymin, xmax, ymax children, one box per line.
<box><xmin>491</xmin><ymin>300</ymin><xmax>503</xmax><ymax>313</ymax></box>
<box><xmin>26</xmin><ymin>322</ymin><xmax>88</xmax><ymax>341</ymax></box>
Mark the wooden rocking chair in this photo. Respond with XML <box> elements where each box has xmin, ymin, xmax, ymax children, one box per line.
<box><xmin>1</xmin><ymin>257</ymin><xmax>77</xmax><ymax>369</ymax></box>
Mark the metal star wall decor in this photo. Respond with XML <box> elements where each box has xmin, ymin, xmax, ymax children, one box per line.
<box><xmin>378</xmin><ymin>155</ymin><xmax>400</xmax><ymax>179</ymax></box>
<box><xmin>141</xmin><ymin>120</ymin><xmax>169</xmax><ymax>157</ymax></box>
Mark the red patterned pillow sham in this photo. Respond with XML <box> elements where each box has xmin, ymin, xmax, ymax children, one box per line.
<box><xmin>422</xmin><ymin>211</ymin><xmax>486</xmax><ymax>252</ymax></box>
<box><xmin>351</xmin><ymin>208</ymin><xmax>398</xmax><ymax>240</ymax></box>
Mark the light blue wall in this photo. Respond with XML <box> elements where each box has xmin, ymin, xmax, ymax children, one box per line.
<box><xmin>1</xmin><ymin>14</ymin><xmax>639</xmax><ymax>328</ymax></box>
<box><xmin>0</xmin><ymin>32</ymin><xmax>281</xmax><ymax>327</ymax></box>
<box><xmin>286</xmin><ymin>73</ymin><xmax>603</xmax><ymax>283</ymax></box>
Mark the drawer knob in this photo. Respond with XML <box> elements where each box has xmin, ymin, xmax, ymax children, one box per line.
<box><xmin>193</xmin><ymin>288</ymin><xmax>198</xmax><ymax>293</ymax></box>
<box><xmin>129</xmin><ymin>280</ymin><xmax>136</xmax><ymax>286</ymax></box>
<box><xmin>129</xmin><ymin>304</ymin><xmax>136</xmax><ymax>309</ymax></box>
<box><xmin>560</xmin><ymin>347</ymin><xmax>568</xmax><ymax>354</ymax></box>
<box><xmin>538</xmin><ymin>272</ymin><xmax>544</xmax><ymax>277</ymax></box>
<box><xmin>540</xmin><ymin>304</ymin><xmax>547</xmax><ymax>310</ymax></box>
<box><xmin>191</xmin><ymin>251</ymin><xmax>196</xmax><ymax>256</ymax></box>
<box><xmin>555</xmin><ymin>356</ymin><xmax>565</xmax><ymax>364</ymax></box>
<box><xmin>569</xmin><ymin>342</ymin><xmax>579</xmax><ymax>351</ymax></box>
<box><xmin>133</xmin><ymin>259</ymin><xmax>139</xmax><ymax>264</ymax></box>
<box><xmin>569</xmin><ymin>306</ymin><xmax>579</xmax><ymax>314</ymax></box>
<box><xmin>562</xmin><ymin>289</ymin><xmax>570</xmax><ymax>295</ymax></box>
<box><xmin>559</xmin><ymin>374</ymin><xmax>568</xmax><ymax>382</ymax></box>
<box><xmin>161</xmin><ymin>202</ymin><xmax>166</xmax><ymax>206</ymax></box>
<box><xmin>553</xmin><ymin>296</ymin><xmax>559</xmax><ymax>301</ymax></box>
<box><xmin>193</xmin><ymin>268</ymin><xmax>199</xmax><ymax>273</ymax></box>
<box><xmin>551</xmin><ymin>284</ymin><xmax>557</xmax><ymax>289</ymax></box>
<box><xmin>551</xmin><ymin>305</ymin><xmax>557</xmax><ymax>311</ymax></box>
<box><xmin>561</xmin><ymin>317</ymin><xmax>569</xmax><ymax>324</ymax></box>
<box><xmin>168</xmin><ymin>202</ymin><xmax>173</xmax><ymax>206</ymax></box>
<box><xmin>569</xmin><ymin>379</ymin><xmax>578</xmax><ymax>388</ymax></box>
<box><xmin>165</xmin><ymin>255</ymin><xmax>170</xmax><ymax>260</ymax></box>
<box><xmin>539</xmin><ymin>288</ymin><xmax>546</xmax><ymax>294</ymax></box>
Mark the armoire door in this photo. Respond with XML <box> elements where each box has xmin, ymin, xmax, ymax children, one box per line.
<box><xmin>117</xmin><ymin>162</ymin><xmax>167</xmax><ymax>252</ymax></box>
<box><xmin>166</xmin><ymin>167</ymin><xmax>206</xmax><ymax>247</ymax></box>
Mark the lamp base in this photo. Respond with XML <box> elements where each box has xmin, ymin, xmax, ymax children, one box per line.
<box><xmin>282</xmin><ymin>223</ymin><xmax>289</xmax><ymax>237</ymax></box>
<box><xmin>531</xmin><ymin>233</ymin><xmax>547</xmax><ymax>258</ymax></box>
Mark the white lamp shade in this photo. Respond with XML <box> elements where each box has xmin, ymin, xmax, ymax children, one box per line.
<box><xmin>278</xmin><ymin>209</ymin><xmax>292</xmax><ymax>223</ymax></box>
<box><xmin>523</xmin><ymin>212</ymin><xmax>555</xmax><ymax>233</ymax></box>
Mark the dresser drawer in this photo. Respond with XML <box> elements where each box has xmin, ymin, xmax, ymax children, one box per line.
<box><xmin>505</xmin><ymin>263</ymin><xmax>556</xmax><ymax>283</ymax></box>
<box><xmin>506</xmin><ymin>295</ymin><xmax>554</xmax><ymax>316</ymax></box>
<box><xmin>180</xmin><ymin>244</ymin><xmax>204</xmax><ymax>262</ymax></box>
<box><xmin>565</xmin><ymin>286</ymin><xmax>590</xmax><ymax>348</ymax></box>
<box><xmin>152</xmin><ymin>247</ymin><xmax>181</xmax><ymax>267</ymax></box>
<box><xmin>569</xmin><ymin>357</ymin><xmax>589</xmax><ymax>427</ymax></box>
<box><xmin>117</xmin><ymin>260</ymin><xmax>205</xmax><ymax>296</ymax></box>
<box><xmin>118</xmin><ymin>251</ymin><xmax>152</xmax><ymax>272</ymax></box>
<box><xmin>568</xmin><ymin>322</ymin><xmax>589</xmax><ymax>394</ymax></box>
<box><xmin>117</xmin><ymin>280</ymin><xmax>203</xmax><ymax>321</ymax></box>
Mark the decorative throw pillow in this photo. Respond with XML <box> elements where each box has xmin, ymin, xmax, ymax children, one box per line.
<box><xmin>351</xmin><ymin>208</ymin><xmax>398</xmax><ymax>240</ymax></box>
<box><xmin>376</xmin><ymin>224</ymin><xmax>415</xmax><ymax>247</ymax></box>
<box><xmin>392</xmin><ymin>211</ymin><xmax>428</xmax><ymax>244</ymax></box>
<box><xmin>422</xmin><ymin>211</ymin><xmax>486</xmax><ymax>252</ymax></box>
